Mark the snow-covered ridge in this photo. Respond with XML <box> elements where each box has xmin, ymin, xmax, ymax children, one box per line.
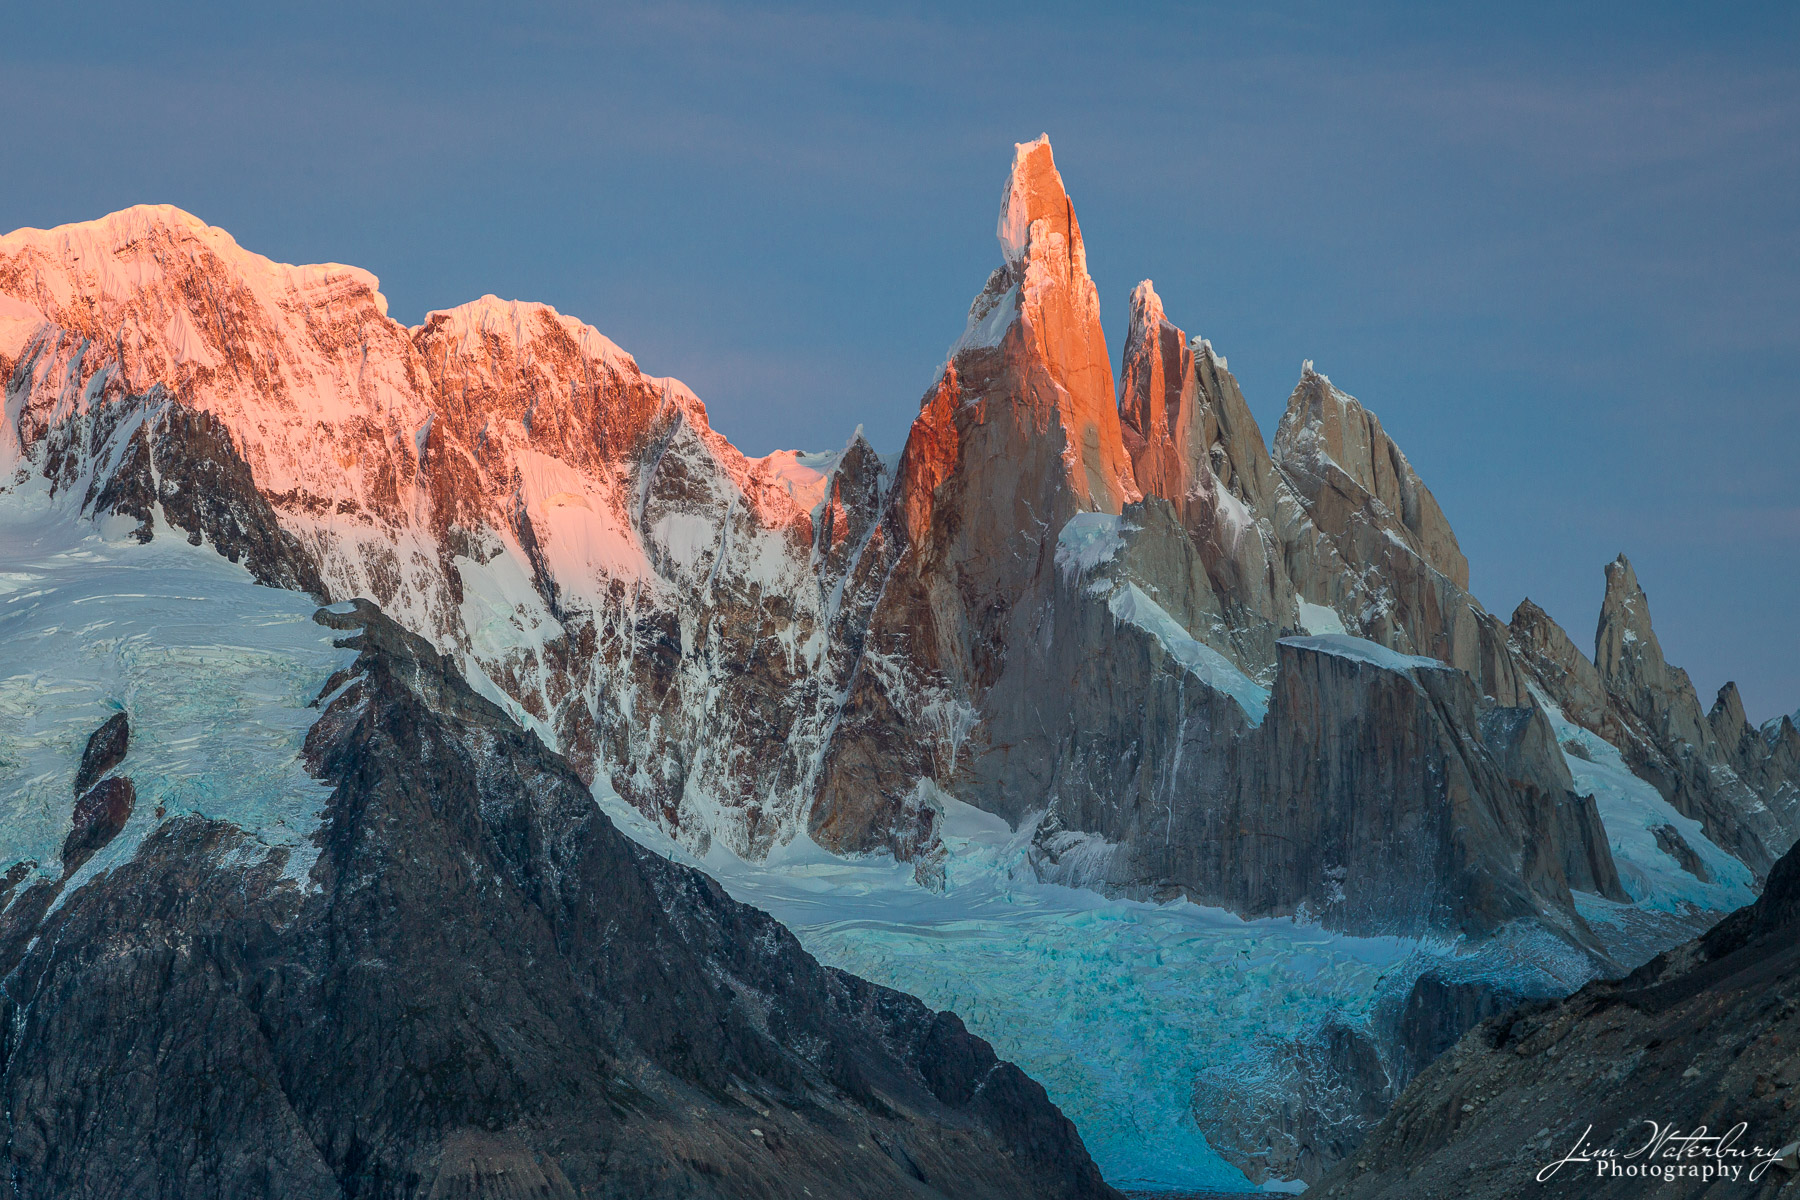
<box><xmin>0</xmin><ymin>201</ymin><xmax>858</xmax><ymax>862</ymax></box>
<box><xmin>1530</xmin><ymin>683</ymin><xmax>1755</xmax><ymax>915</ymax></box>
<box><xmin>1057</xmin><ymin>513</ymin><xmax>1271</xmax><ymax>723</ymax></box>
<box><xmin>1111</xmin><ymin>583</ymin><xmax>1272</xmax><ymax>723</ymax></box>
<box><xmin>0</xmin><ymin>203</ymin><xmax>389</xmax><ymax>320</ymax></box>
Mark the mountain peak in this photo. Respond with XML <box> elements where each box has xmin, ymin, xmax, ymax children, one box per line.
<box><xmin>415</xmin><ymin>294</ymin><xmax>634</xmax><ymax>371</ymax></box>
<box><xmin>1598</xmin><ymin>553</ymin><xmax>1656</xmax><ymax>662</ymax></box>
<box><xmin>3</xmin><ymin>202</ymin><xmax>219</xmax><ymax>250</ymax></box>
<box><xmin>997</xmin><ymin>134</ymin><xmax>1084</xmax><ymax>280</ymax></box>
<box><xmin>0</xmin><ymin>204</ymin><xmax>388</xmax><ymax>320</ymax></box>
<box><xmin>1127</xmin><ymin>278</ymin><xmax>1165</xmax><ymax>329</ymax></box>
<box><xmin>1273</xmin><ymin>367</ymin><xmax>1471</xmax><ymax>591</ymax></box>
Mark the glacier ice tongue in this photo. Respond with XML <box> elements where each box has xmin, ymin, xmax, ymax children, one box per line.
<box><xmin>596</xmin><ymin>782</ymin><xmax>1445</xmax><ymax>1192</ymax></box>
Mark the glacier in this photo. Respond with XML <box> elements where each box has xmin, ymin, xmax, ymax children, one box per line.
<box><xmin>0</xmin><ymin>478</ymin><xmax>354</xmax><ymax>897</ymax></box>
<box><xmin>595</xmin><ymin>783</ymin><xmax>1593</xmax><ymax>1193</ymax></box>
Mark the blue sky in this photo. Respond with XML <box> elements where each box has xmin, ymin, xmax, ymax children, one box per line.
<box><xmin>4</xmin><ymin>2</ymin><xmax>1796</xmax><ymax>719</ymax></box>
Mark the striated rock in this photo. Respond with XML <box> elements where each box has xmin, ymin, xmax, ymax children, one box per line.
<box><xmin>1510</xmin><ymin>566</ymin><xmax>1800</xmax><ymax>880</ymax></box>
<box><xmin>1595</xmin><ymin>554</ymin><xmax>1707</xmax><ymax>747</ymax></box>
<box><xmin>1275</xmin><ymin>364</ymin><xmax>1467</xmax><ymax>589</ymax></box>
<box><xmin>1595</xmin><ymin>555</ymin><xmax>1796</xmax><ymax>872</ymax></box>
<box><xmin>1315</xmin><ymin>835</ymin><xmax>1800</xmax><ymax>1200</ymax></box>
<box><xmin>0</xmin><ymin>601</ymin><xmax>1117</xmax><ymax>1200</ymax></box>
<box><xmin>1249</xmin><ymin>637</ymin><xmax>1599</xmax><ymax>939</ymax></box>
<box><xmin>1005</xmin><ymin>510</ymin><xmax>1618</xmax><ymax>941</ymax></box>
<box><xmin>1476</xmin><ymin>703</ymin><xmax>1626</xmax><ymax>901</ymax></box>
<box><xmin>1269</xmin><ymin>365</ymin><xmax>1530</xmax><ymax>707</ymax></box>
<box><xmin>84</xmin><ymin>394</ymin><xmax>327</xmax><ymax>597</ymax></box>
<box><xmin>71</xmin><ymin>712</ymin><xmax>129</xmax><ymax>795</ymax></box>
<box><xmin>1509</xmin><ymin>596</ymin><xmax>1625</xmax><ymax>742</ymax></box>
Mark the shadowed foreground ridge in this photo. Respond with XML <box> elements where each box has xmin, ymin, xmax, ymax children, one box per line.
<box><xmin>0</xmin><ymin>599</ymin><xmax>1116</xmax><ymax>1200</ymax></box>
<box><xmin>1315</xmin><ymin>835</ymin><xmax>1800</xmax><ymax>1198</ymax></box>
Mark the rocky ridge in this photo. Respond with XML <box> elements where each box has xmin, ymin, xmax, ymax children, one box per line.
<box><xmin>0</xmin><ymin>599</ymin><xmax>1116</xmax><ymax>1199</ymax></box>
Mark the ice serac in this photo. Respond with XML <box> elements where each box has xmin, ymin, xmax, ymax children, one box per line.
<box><xmin>811</xmin><ymin>134</ymin><xmax>1140</xmax><ymax>859</ymax></box>
<box><xmin>1117</xmin><ymin>279</ymin><xmax>1295</xmax><ymax>668</ymax></box>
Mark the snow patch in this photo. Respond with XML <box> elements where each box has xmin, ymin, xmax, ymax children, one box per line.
<box><xmin>1529</xmin><ymin>685</ymin><xmax>1755</xmax><ymax>914</ymax></box>
<box><xmin>1281</xmin><ymin>634</ymin><xmax>1447</xmax><ymax>674</ymax></box>
<box><xmin>952</xmin><ymin>281</ymin><xmax>1018</xmax><ymax>358</ymax></box>
<box><xmin>1295</xmin><ymin>599</ymin><xmax>1347</xmax><ymax>636</ymax></box>
<box><xmin>1055</xmin><ymin>512</ymin><xmax>1131</xmax><ymax>575</ymax></box>
<box><xmin>1111</xmin><ymin>585</ymin><xmax>1271</xmax><ymax>724</ymax></box>
<box><xmin>996</xmin><ymin>133</ymin><xmax>1053</xmax><ymax>267</ymax></box>
<box><xmin>419</xmin><ymin>294</ymin><xmax>634</xmax><ymax>372</ymax></box>
<box><xmin>752</xmin><ymin>446</ymin><xmax>840</xmax><ymax>518</ymax></box>
<box><xmin>0</xmin><ymin>295</ymin><xmax>45</xmax><ymax>363</ymax></box>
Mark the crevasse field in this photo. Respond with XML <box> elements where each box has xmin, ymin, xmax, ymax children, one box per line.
<box><xmin>0</xmin><ymin>484</ymin><xmax>353</xmax><ymax>900</ymax></box>
<box><xmin>602</xmin><ymin>791</ymin><xmax>1577</xmax><ymax>1194</ymax></box>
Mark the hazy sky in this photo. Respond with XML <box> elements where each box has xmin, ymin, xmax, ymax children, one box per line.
<box><xmin>4</xmin><ymin>2</ymin><xmax>1796</xmax><ymax>719</ymax></box>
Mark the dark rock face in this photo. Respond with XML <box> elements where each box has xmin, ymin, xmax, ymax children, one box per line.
<box><xmin>1013</xmin><ymin>568</ymin><xmax>1615</xmax><ymax>941</ymax></box>
<box><xmin>1477</xmin><ymin>703</ymin><xmax>1627</xmax><ymax>902</ymax></box>
<box><xmin>61</xmin><ymin>776</ymin><xmax>135</xmax><ymax>875</ymax></box>
<box><xmin>71</xmin><ymin>711</ymin><xmax>129</xmax><ymax>795</ymax></box>
<box><xmin>1315</xmin><ymin>837</ymin><xmax>1800</xmax><ymax>1199</ymax></box>
<box><xmin>0</xmin><ymin>600</ymin><xmax>1116</xmax><ymax>1200</ymax></box>
<box><xmin>1390</xmin><ymin>971</ymin><xmax>1543</xmax><ymax>1087</ymax></box>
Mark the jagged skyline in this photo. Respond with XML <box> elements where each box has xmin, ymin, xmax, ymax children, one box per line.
<box><xmin>3</xmin><ymin>2</ymin><xmax>1794</xmax><ymax>720</ymax></box>
<box><xmin>4</xmin><ymin>112</ymin><xmax>1798</xmax><ymax>1195</ymax></box>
